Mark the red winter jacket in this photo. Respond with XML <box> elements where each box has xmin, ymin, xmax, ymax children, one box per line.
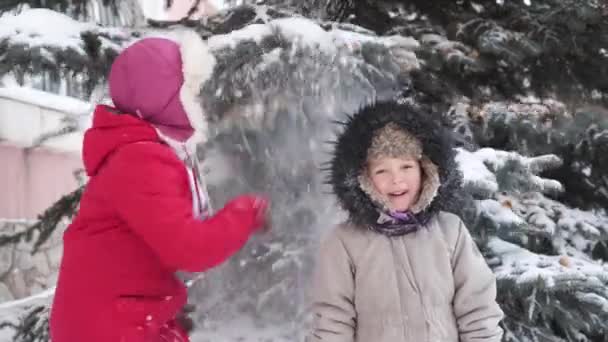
<box><xmin>50</xmin><ymin>105</ymin><xmax>262</xmax><ymax>342</ymax></box>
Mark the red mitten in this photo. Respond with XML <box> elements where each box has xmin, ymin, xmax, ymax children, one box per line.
<box><xmin>223</xmin><ymin>195</ymin><xmax>270</xmax><ymax>233</ymax></box>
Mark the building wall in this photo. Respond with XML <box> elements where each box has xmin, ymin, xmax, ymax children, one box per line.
<box><xmin>0</xmin><ymin>87</ymin><xmax>88</xmax><ymax>300</ymax></box>
<box><xmin>0</xmin><ymin>87</ymin><xmax>88</xmax><ymax>220</ymax></box>
<box><xmin>165</xmin><ymin>0</ymin><xmax>218</xmax><ymax>20</ymax></box>
<box><xmin>0</xmin><ymin>143</ymin><xmax>82</xmax><ymax>220</ymax></box>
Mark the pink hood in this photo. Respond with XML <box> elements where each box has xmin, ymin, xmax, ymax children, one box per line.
<box><xmin>108</xmin><ymin>31</ymin><xmax>216</xmax><ymax>144</ymax></box>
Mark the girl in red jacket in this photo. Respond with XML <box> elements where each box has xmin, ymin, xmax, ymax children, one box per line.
<box><xmin>50</xmin><ymin>31</ymin><xmax>269</xmax><ymax>342</ymax></box>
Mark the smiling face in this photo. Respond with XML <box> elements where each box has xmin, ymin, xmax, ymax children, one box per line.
<box><xmin>366</xmin><ymin>156</ymin><xmax>422</xmax><ymax>212</ymax></box>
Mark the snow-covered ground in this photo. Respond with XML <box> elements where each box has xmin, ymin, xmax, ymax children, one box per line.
<box><xmin>192</xmin><ymin>319</ymin><xmax>296</xmax><ymax>342</ymax></box>
<box><xmin>0</xmin><ymin>287</ymin><xmax>298</xmax><ymax>342</ymax></box>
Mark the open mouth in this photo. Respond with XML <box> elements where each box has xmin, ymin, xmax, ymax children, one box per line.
<box><xmin>388</xmin><ymin>190</ymin><xmax>408</xmax><ymax>197</ymax></box>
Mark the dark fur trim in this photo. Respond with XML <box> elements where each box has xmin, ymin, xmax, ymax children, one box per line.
<box><xmin>327</xmin><ymin>101</ymin><xmax>463</xmax><ymax>227</ymax></box>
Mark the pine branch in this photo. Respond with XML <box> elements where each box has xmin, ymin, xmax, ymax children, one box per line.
<box><xmin>147</xmin><ymin>17</ymin><xmax>200</xmax><ymax>28</ymax></box>
<box><xmin>0</xmin><ymin>0</ymin><xmax>117</xmax><ymax>17</ymax></box>
<box><xmin>0</xmin><ymin>306</ymin><xmax>49</xmax><ymax>342</ymax></box>
<box><xmin>185</xmin><ymin>0</ymin><xmax>202</xmax><ymax>20</ymax></box>
<box><xmin>0</xmin><ymin>10</ymin><xmax>135</xmax><ymax>99</ymax></box>
<box><xmin>502</xmin><ymin>318</ymin><xmax>567</xmax><ymax>342</ymax></box>
<box><xmin>490</xmin><ymin>232</ymin><xmax>608</xmax><ymax>340</ymax></box>
<box><xmin>0</xmin><ymin>186</ymin><xmax>83</xmax><ymax>254</ymax></box>
<box><xmin>471</xmin><ymin>102</ymin><xmax>608</xmax><ymax>210</ymax></box>
<box><xmin>28</xmin><ymin>120</ymin><xmax>79</xmax><ymax>150</ymax></box>
<box><xmin>379</xmin><ymin>0</ymin><xmax>608</xmax><ymax>106</ymax></box>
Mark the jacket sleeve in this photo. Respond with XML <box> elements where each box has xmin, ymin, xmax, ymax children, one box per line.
<box><xmin>308</xmin><ymin>228</ymin><xmax>357</xmax><ymax>342</ymax></box>
<box><xmin>451</xmin><ymin>217</ymin><xmax>504</xmax><ymax>342</ymax></box>
<box><xmin>105</xmin><ymin>143</ymin><xmax>259</xmax><ymax>273</ymax></box>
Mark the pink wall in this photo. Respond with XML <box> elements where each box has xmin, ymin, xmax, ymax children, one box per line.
<box><xmin>0</xmin><ymin>143</ymin><xmax>82</xmax><ymax>220</ymax></box>
<box><xmin>166</xmin><ymin>0</ymin><xmax>218</xmax><ymax>20</ymax></box>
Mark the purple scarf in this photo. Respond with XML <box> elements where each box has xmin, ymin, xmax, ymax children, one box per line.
<box><xmin>371</xmin><ymin>210</ymin><xmax>430</xmax><ymax>237</ymax></box>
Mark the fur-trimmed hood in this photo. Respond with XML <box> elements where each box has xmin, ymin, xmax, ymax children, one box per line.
<box><xmin>109</xmin><ymin>30</ymin><xmax>215</xmax><ymax>147</ymax></box>
<box><xmin>327</xmin><ymin>101</ymin><xmax>462</xmax><ymax>228</ymax></box>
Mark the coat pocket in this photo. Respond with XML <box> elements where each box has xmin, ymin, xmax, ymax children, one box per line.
<box><xmin>113</xmin><ymin>295</ymin><xmax>186</xmax><ymax>342</ymax></box>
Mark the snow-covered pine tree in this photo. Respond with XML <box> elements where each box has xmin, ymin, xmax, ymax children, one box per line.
<box><xmin>0</xmin><ymin>0</ymin><xmax>145</xmax><ymax>25</ymax></box>
<box><xmin>0</xmin><ymin>1</ymin><xmax>607</xmax><ymax>341</ymax></box>
<box><xmin>455</xmin><ymin>145</ymin><xmax>608</xmax><ymax>341</ymax></box>
<box><xmin>451</xmin><ymin>99</ymin><xmax>608</xmax><ymax>341</ymax></box>
<box><xmin>0</xmin><ymin>0</ymin><xmax>140</xmax><ymax>99</ymax></box>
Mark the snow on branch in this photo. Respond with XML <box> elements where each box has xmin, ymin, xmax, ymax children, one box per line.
<box><xmin>0</xmin><ymin>8</ymin><xmax>129</xmax><ymax>54</ymax></box>
<box><xmin>0</xmin><ymin>186</ymin><xmax>83</xmax><ymax>254</ymax></box>
<box><xmin>0</xmin><ymin>8</ymin><xmax>135</xmax><ymax>98</ymax></box>
<box><xmin>490</xmin><ymin>238</ymin><xmax>608</xmax><ymax>289</ymax></box>
<box><xmin>0</xmin><ymin>288</ymin><xmax>53</xmax><ymax>342</ymax></box>
<box><xmin>456</xmin><ymin>147</ymin><xmax>563</xmax><ymax>198</ymax></box>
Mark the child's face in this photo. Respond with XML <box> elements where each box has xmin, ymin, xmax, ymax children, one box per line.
<box><xmin>367</xmin><ymin>156</ymin><xmax>422</xmax><ymax>212</ymax></box>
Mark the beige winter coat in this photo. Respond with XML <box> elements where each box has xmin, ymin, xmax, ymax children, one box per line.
<box><xmin>309</xmin><ymin>212</ymin><xmax>503</xmax><ymax>342</ymax></box>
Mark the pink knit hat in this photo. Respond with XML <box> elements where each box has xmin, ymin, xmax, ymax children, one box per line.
<box><xmin>109</xmin><ymin>31</ymin><xmax>215</xmax><ymax>144</ymax></box>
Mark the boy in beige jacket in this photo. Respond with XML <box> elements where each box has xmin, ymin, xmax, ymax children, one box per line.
<box><xmin>310</xmin><ymin>101</ymin><xmax>503</xmax><ymax>342</ymax></box>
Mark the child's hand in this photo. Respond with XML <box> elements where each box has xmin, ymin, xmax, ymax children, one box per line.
<box><xmin>254</xmin><ymin>197</ymin><xmax>272</xmax><ymax>235</ymax></box>
<box><xmin>225</xmin><ymin>194</ymin><xmax>270</xmax><ymax>233</ymax></box>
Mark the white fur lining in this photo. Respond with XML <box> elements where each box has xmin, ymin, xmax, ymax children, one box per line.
<box><xmin>410</xmin><ymin>157</ymin><xmax>440</xmax><ymax>213</ymax></box>
<box><xmin>177</xmin><ymin>30</ymin><xmax>216</xmax><ymax>145</ymax></box>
